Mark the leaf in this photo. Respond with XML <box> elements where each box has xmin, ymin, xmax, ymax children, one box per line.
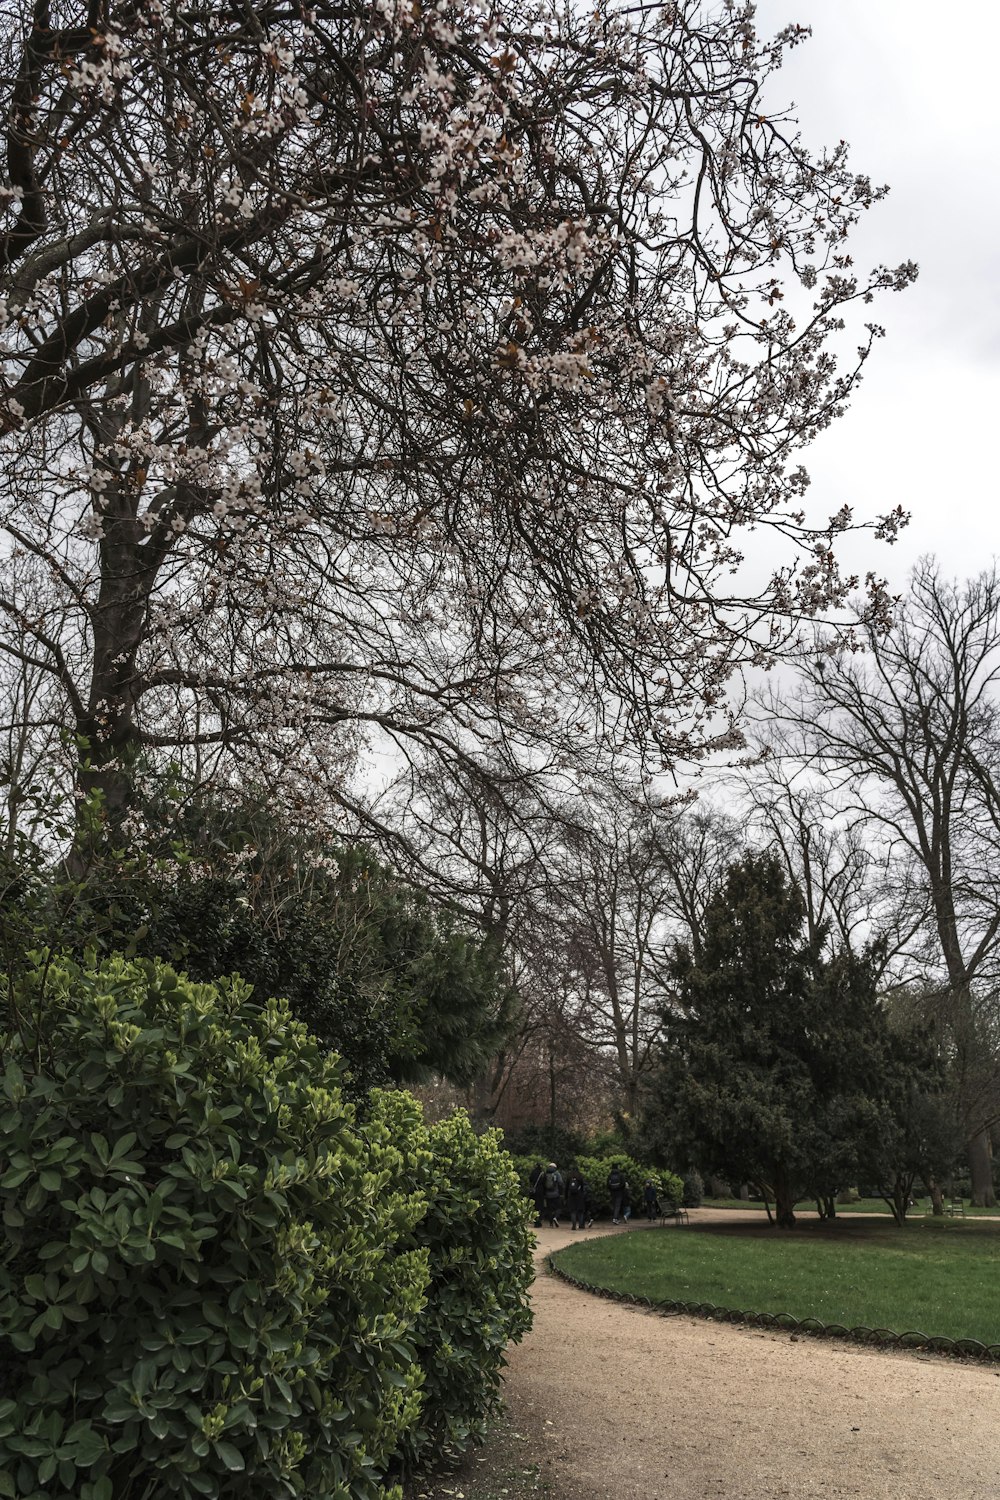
<box><xmin>213</xmin><ymin>1441</ymin><xmax>245</xmax><ymax>1471</ymax></box>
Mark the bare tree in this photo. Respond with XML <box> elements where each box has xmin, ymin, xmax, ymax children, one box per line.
<box><xmin>646</xmin><ymin>806</ymin><xmax>740</xmax><ymax>964</ymax></box>
<box><xmin>731</xmin><ymin>753</ymin><xmax>930</xmax><ymax>974</ymax></box>
<box><xmin>542</xmin><ymin>790</ymin><xmax>691</xmax><ymax>1118</ymax></box>
<box><xmin>0</xmin><ymin>550</ymin><xmax>76</xmax><ymax>849</ymax></box>
<box><xmin>770</xmin><ymin>560</ymin><xmax>1000</xmax><ymax>1205</ymax></box>
<box><xmin>0</xmin><ymin>0</ymin><xmax>914</xmax><ymax>847</ymax></box>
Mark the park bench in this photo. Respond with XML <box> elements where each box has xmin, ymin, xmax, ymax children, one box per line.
<box><xmin>658</xmin><ymin>1204</ymin><xmax>690</xmax><ymax>1226</ymax></box>
<box><xmin>945</xmin><ymin>1197</ymin><xmax>966</xmax><ymax>1218</ymax></box>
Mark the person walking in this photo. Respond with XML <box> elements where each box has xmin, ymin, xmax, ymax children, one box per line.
<box><xmin>642</xmin><ymin>1178</ymin><xmax>659</xmax><ymax>1221</ymax></box>
<box><xmin>607</xmin><ymin>1163</ymin><xmax>629</xmax><ymax>1224</ymax></box>
<box><xmin>542</xmin><ymin>1161</ymin><xmax>564</xmax><ymax>1228</ymax></box>
<box><xmin>566</xmin><ymin>1171</ymin><xmax>588</xmax><ymax>1230</ymax></box>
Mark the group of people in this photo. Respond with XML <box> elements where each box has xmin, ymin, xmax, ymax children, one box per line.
<box><xmin>528</xmin><ymin>1162</ymin><xmax>665</xmax><ymax>1230</ymax></box>
<box><xmin>528</xmin><ymin>1161</ymin><xmax>593</xmax><ymax>1230</ymax></box>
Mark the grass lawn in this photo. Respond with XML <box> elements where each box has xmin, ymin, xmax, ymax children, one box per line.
<box><xmin>553</xmin><ymin>1217</ymin><xmax>1000</xmax><ymax>1348</ymax></box>
<box><xmin>703</xmin><ymin>1196</ymin><xmax>999</xmax><ymax>1218</ymax></box>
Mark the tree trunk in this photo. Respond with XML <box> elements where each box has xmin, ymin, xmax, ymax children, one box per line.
<box><xmin>924</xmin><ymin>1176</ymin><xmax>945</xmax><ymax>1216</ymax></box>
<box><xmin>773</xmin><ymin>1167</ymin><xmax>796</xmax><ymax>1228</ymax></box>
<box><xmin>69</xmin><ymin>478</ymin><xmax>162</xmax><ymax>866</ymax></box>
<box><xmin>467</xmin><ymin>1068</ymin><xmax>495</xmax><ymax>1131</ymax></box>
<box><xmin>882</xmin><ymin>1172</ymin><xmax>914</xmax><ymax>1225</ymax></box>
<box><xmin>968</xmin><ymin>1129</ymin><xmax>996</xmax><ymax>1208</ymax></box>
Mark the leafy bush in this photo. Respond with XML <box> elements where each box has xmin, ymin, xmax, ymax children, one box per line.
<box><xmin>0</xmin><ymin>954</ymin><xmax>430</xmax><ymax>1500</ymax></box>
<box><xmin>377</xmin><ymin>1101</ymin><xmax>534</xmax><ymax>1466</ymax></box>
<box><xmin>574</xmin><ymin>1155</ymin><xmax>683</xmax><ymax>1219</ymax></box>
<box><xmin>681</xmin><ymin>1170</ymin><xmax>704</xmax><ymax>1208</ymax></box>
<box><xmin>580</xmin><ymin>1129</ymin><xmax>633</xmax><ymax>1158</ymax></box>
<box><xmin>506</xmin><ymin>1153</ymin><xmax>544</xmax><ymax>1197</ymax></box>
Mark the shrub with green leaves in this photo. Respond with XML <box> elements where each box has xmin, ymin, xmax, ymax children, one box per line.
<box><xmin>681</xmin><ymin>1170</ymin><xmax>704</xmax><ymax>1208</ymax></box>
<box><xmin>574</xmin><ymin>1154</ymin><xmax>683</xmax><ymax>1219</ymax></box>
<box><xmin>379</xmin><ymin>1101</ymin><xmax>533</xmax><ymax>1467</ymax></box>
<box><xmin>0</xmin><ymin>954</ymin><xmax>430</xmax><ymax>1500</ymax></box>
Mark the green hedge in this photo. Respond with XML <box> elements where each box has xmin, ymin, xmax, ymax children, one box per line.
<box><xmin>0</xmin><ymin>955</ymin><xmax>532</xmax><ymax>1500</ymax></box>
<box><xmin>377</xmin><ymin>1100</ymin><xmax>533</xmax><ymax>1466</ymax></box>
<box><xmin>574</xmin><ymin>1154</ymin><xmax>683</xmax><ymax>1219</ymax></box>
<box><xmin>501</xmin><ymin>1149</ymin><xmax>682</xmax><ymax>1220</ymax></box>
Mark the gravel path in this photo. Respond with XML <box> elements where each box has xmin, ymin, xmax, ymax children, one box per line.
<box><xmin>503</xmin><ymin>1211</ymin><xmax>1000</xmax><ymax>1500</ymax></box>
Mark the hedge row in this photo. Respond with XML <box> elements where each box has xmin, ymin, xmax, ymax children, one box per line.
<box><xmin>508</xmin><ymin>1152</ymin><xmax>683</xmax><ymax>1218</ymax></box>
<box><xmin>0</xmin><ymin>955</ymin><xmax>533</xmax><ymax>1500</ymax></box>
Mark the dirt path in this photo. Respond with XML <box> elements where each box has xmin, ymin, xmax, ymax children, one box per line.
<box><xmin>503</xmin><ymin>1211</ymin><xmax>1000</xmax><ymax>1500</ymax></box>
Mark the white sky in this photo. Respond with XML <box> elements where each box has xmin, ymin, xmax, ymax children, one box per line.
<box><xmin>753</xmin><ymin>0</ymin><xmax>1000</xmax><ymax>591</ymax></box>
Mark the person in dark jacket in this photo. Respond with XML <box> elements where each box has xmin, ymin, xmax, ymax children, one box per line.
<box><xmin>642</xmin><ymin>1178</ymin><xmax>660</xmax><ymax>1221</ymax></box>
<box><xmin>566</xmin><ymin>1172</ymin><xmax>588</xmax><ymax>1230</ymax></box>
<box><xmin>607</xmin><ymin>1164</ymin><xmax>629</xmax><ymax>1224</ymax></box>
<box><xmin>541</xmin><ymin>1161</ymin><xmax>564</xmax><ymax>1228</ymax></box>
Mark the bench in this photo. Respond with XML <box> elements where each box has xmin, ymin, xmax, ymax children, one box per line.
<box><xmin>658</xmin><ymin>1205</ymin><xmax>690</xmax><ymax>1226</ymax></box>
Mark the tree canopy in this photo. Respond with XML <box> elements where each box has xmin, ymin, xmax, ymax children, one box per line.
<box><xmin>0</xmin><ymin>0</ymin><xmax>914</xmax><ymax>845</ymax></box>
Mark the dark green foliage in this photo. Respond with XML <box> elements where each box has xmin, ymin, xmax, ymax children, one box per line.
<box><xmin>499</xmin><ymin>1123</ymin><xmax>585</xmax><ymax>1163</ymax></box>
<box><xmin>864</xmin><ymin>1020</ymin><xmax>959</xmax><ymax>1223</ymax></box>
<box><xmin>583</xmin><ymin>1128</ymin><xmax>634</xmax><ymax>1158</ymax></box>
<box><xmin>0</xmin><ymin>954</ymin><xmax>430</xmax><ymax>1500</ymax></box>
<box><xmin>23</xmin><ymin>794</ymin><xmax>519</xmax><ymax>1100</ymax></box>
<box><xmin>681</xmin><ymin>1170</ymin><xmax>704</xmax><ymax>1208</ymax></box>
<box><xmin>645</xmin><ymin>853</ymin><xmax>917</xmax><ymax>1227</ymax></box>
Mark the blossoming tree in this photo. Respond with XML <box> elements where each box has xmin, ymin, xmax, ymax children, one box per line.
<box><xmin>0</xmin><ymin>0</ymin><xmax>914</xmax><ymax>834</ymax></box>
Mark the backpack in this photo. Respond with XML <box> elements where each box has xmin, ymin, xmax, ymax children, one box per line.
<box><xmin>543</xmin><ymin>1169</ymin><xmax>559</xmax><ymax>1195</ymax></box>
<box><xmin>608</xmin><ymin>1168</ymin><xmax>624</xmax><ymax>1190</ymax></box>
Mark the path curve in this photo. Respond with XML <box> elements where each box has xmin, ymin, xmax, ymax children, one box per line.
<box><xmin>503</xmin><ymin>1212</ymin><xmax>1000</xmax><ymax>1500</ymax></box>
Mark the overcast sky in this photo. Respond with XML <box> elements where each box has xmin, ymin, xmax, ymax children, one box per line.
<box><xmin>752</xmin><ymin>0</ymin><xmax>1000</xmax><ymax>592</ymax></box>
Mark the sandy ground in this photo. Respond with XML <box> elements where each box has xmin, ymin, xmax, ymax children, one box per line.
<box><xmin>503</xmin><ymin>1209</ymin><xmax>1000</xmax><ymax>1500</ymax></box>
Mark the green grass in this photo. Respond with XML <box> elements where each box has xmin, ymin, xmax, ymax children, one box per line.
<box><xmin>703</xmin><ymin>1196</ymin><xmax>1000</xmax><ymax>1218</ymax></box>
<box><xmin>553</xmin><ymin>1217</ymin><xmax>1000</xmax><ymax>1347</ymax></box>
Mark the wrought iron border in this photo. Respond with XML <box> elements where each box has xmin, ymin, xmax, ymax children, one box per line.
<box><xmin>546</xmin><ymin>1251</ymin><xmax>1000</xmax><ymax>1362</ymax></box>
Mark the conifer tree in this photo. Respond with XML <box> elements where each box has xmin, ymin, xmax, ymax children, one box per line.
<box><xmin>648</xmin><ymin>852</ymin><xmax>899</xmax><ymax>1226</ymax></box>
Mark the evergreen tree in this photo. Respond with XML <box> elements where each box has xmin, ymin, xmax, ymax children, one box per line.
<box><xmin>646</xmin><ymin>853</ymin><xmax>905</xmax><ymax>1226</ymax></box>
